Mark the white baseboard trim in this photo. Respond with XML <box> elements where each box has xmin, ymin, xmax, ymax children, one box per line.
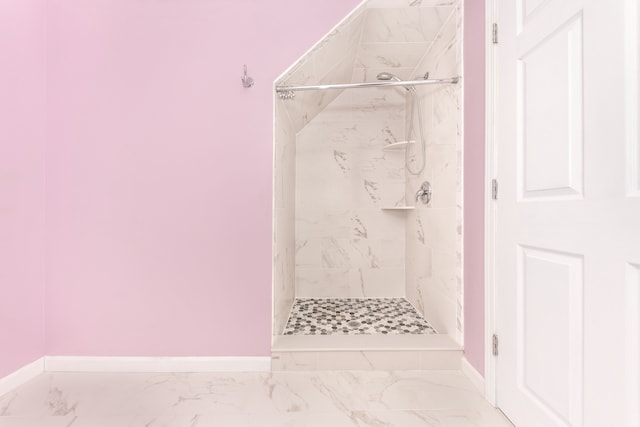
<box><xmin>44</xmin><ymin>356</ymin><xmax>272</xmax><ymax>373</ymax></box>
<box><xmin>0</xmin><ymin>358</ymin><xmax>45</xmax><ymax>397</ymax></box>
<box><xmin>461</xmin><ymin>356</ymin><xmax>485</xmax><ymax>394</ymax></box>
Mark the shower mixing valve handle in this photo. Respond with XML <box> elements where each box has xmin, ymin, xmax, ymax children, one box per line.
<box><xmin>416</xmin><ymin>181</ymin><xmax>432</xmax><ymax>204</ymax></box>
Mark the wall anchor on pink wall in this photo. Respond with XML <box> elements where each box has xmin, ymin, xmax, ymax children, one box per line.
<box><xmin>242</xmin><ymin>65</ymin><xmax>254</xmax><ymax>88</ymax></box>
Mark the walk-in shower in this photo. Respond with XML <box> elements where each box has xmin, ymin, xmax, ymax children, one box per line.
<box><xmin>272</xmin><ymin>0</ymin><xmax>462</xmax><ymax>367</ymax></box>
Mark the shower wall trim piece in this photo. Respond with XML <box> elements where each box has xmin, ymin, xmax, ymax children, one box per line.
<box><xmin>0</xmin><ymin>358</ymin><xmax>45</xmax><ymax>398</ymax></box>
<box><xmin>272</xmin><ymin>349</ymin><xmax>461</xmax><ymax>371</ymax></box>
<box><xmin>44</xmin><ymin>357</ymin><xmax>272</xmax><ymax>373</ymax></box>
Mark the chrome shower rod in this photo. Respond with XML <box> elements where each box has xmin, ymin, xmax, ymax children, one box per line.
<box><xmin>275</xmin><ymin>76</ymin><xmax>459</xmax><ymax>95</ymax></box>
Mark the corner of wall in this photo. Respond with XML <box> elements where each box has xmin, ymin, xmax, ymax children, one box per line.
<box><xmin>0</xmin><ymin>358</ymin><xmax>45</xmax><ymax>397</ymax></box>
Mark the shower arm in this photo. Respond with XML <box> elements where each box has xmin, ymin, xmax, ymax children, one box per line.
<box><xmin>275</xmin><ymin>76</ymin><xmax>460</xmax><ymax>96</ymax></box>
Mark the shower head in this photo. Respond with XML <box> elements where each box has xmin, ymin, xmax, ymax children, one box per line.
<box><xmin>377</xmin><ymin>72</ymin><xmax>414</xmax><ymax>93</ymax></box>
<box><xmin>376</xmin><ymin>72</ymin><xmax>402</xmax><ymax>82</ymax></box>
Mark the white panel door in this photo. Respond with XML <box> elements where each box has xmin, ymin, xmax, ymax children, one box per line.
<box><xmin>494</xmin><ymin>0</ymin><xmax>640</xmax><ymax>425</ymax></box>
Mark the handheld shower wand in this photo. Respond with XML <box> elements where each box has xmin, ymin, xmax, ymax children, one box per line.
<box><xmin>376</xmin><ymin>72</ymin><xmax>425</xmax><ymax>175</ymax></box>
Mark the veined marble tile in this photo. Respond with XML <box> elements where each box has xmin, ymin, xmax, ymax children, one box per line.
<box><xmin>321</xmin><ymin>238</ymin><xmax>352</xmax><ymax>268</ymax></box>
<box><xmin>425</xmin><ymin>143</ymin><xmax>458</xmax><ymax>208</ymax></box>
<box><xmin>349</xmin><ymin>238</ymin><xmax>383</xmax><ymax>269</ymax></box>
<box><xmin>344</xmin><ymin>91</ymin><xmax>406</xmax><ymax>124</ymax></box>
<box><xmin>346</xmin><ymin>408</ymin><xmax>511</xmax><ymax>427</ymax></box>
<box><xmin>402</xmin><ymin>0</ymin><xmax>461</xmax><ymax>342</ymax></box>
<box><xmin>349</xmin><ymin>211</ymin><xmax>404</xmax><ymax>242</ymax></box>
<box><xmin>296</xmin><ymin>268</ymin><xmax>350</xmax><ymax>297</ymax></box>
<box><xmin>417</xmin><ymin>92</ymin><xmax>434</xmax><ymax>134</ymax></box>
<box><xmin>405</xmin><ymin>279</ymin><xmax>424</xmax><ymax>315</ymax></box>
<box><xmin>378</xmin><ymin>238</ymin><xmax>405</xmax><ymax>268</ymax></box>
<box><xmin>432</xmin><ymin>249</ymin><xmax>458</xmax><ymax>295</ymax></box>
<box><xmin>382</xmin><ymin>151</ymin><xmax>407</xmax><ymax>181</ymax></box>
<box><xmin>280</xmin><ymin>57</ymin><xmax>316</xmax><ymax>88</ymax></box>
<box><xmin>276</xmin><ymin>5</ymin><xmax>364</xmax><ymax>134</ymax></box>
<box><xmin>366</xmin><ymin>0</ymin><xmax>458</xmax><ymax>8</ymax></box>
<box><xmin>432</xmin><ymin>85</ymin><xmax>460</xmax><ymax>132</ymax></box>
<box><xmin>350</xmin><ymin>152</ymin><xmax>387</xmax><ymax>183</ymax></box>
<box><xmin>350</xmin><ymin>267</ymin><xmax>405</xmax><ymax>297</ymax></box>
<box><xmin>297</xmin><ymin>91</ymin><xmax>402</xmax><ymax>126</ymax></box>
<box><xmin>295</xmin><ymin>86</ymin><xmax>411</xmax><ymax>298</ymax></box>
<box><xmin>361</xmin><ymin>7</ymin><xmax>454</xmax><ymax>43</ymax></box>
<box><xmin>422</xmin><ymin>207</ymin><xmax>457</xmax><ymax>254</ymax></box>
<box><xmin>380</xmin><ymin>179</ymin><xmax>407</xmax><ymax>207</ymax></box>
<box><xmin>419</xmin><ymin>280</ymin><xmax>457</xmax><ymax>334</ymax></box>
<box><xmin>412</xmin><ymin>5</ymin><xmax>458</xmax><ymax>78</ymax></box>
<box><xmin>296</xmin><ymin>208</ymin><xmax>352</xmax><ymax>239</ymax></box>
<box><xmin>406</xmin><ymin>234</ymin><xmax>432</xmax><ymax>277</ymax></box>
<box><xmin>351</xmin><ymin>66</ymin><xmax>414</xmax><ymax>83</ymax></box>
<box><xmin>347</xmin><ymin>7</ymin><xmax>366</xmax><ymax>49</ymax></box>
<box><xmin>320</xmin><ymin>47</ymin><xmax>360</xmax><ymax>97</ymax></box>
<box><xmin>296</xmin><ymin>140</ymin><xmax>350</xmax><ymax>179</ymax></box>
<box><xmin>313</xmin><ymin>25</ymin><xmax>350</xmax><ymax>80</ymax></box>
<box><xmin>295</xmin><ymin>238</ymin><xmax>321</xmax><ymax>268</ymax></box>
<box><xmin>0</xmin><ymin>370</ymin><xmax>512</xmax><ymax>427</ymax></box>
<box><xmin>296</xmin><ymin>175</ymin><xmax>353</xmax><ymax>212</ymax></box>
<box><xmin>318</xmin><ymin>351</ymin><xmax>421</xmax><ymax>370</ymax></box>
<box><xmin>356</xmin><ymin>42</ymin><xmax>432</xmax><ymax>70</ymax></box>
<box><xmin>405</xmin><ymin>162</ymin><xmax>459</xmax><ymax>333</ymax></box>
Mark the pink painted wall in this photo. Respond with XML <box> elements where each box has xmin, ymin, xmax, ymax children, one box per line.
<box><xmin>44</xmin><ymin>0</ymin><xmax>362</xmax><ymax>357</ymax></box>
<box><xmin>2</xmin><ymin>0</ymin><xmax>489</xmax><ymax>374</ymax></box>
<box><xmin>0</xmin><ymin>0</ymin><xmax>47</xmax><ymax>377</ymax></box>
<box><xmin>463</xmin><ymin>0</ymin><xmax>486</xmax><ymax>375</ymax></box>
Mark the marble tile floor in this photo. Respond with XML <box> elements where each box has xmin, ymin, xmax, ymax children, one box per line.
<box><xmin>284</xmin><ymin>298</ymin><xmax>437</xmax><ymax>336</ymax></box>
<box><xmin>0</xmin><ymin>370</ymin><xmax>513</xmax><ymax>427</ymax></box>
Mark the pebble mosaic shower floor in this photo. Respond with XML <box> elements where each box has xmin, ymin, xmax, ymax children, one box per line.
<box><xmin>283</xmin><ymin>298</ymin><xmax>437</xmax><ymax>335</ymax></box>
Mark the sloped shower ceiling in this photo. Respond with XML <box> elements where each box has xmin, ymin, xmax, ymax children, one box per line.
<box><xmin>353</xmin><ymin>1</ymin><xmax>455</xmax><ymax>82</ymax></box>
<box><xmin>276</xmin><ymin>0</ymin><xmax>456</xmax><ymax>134</ymax></box>
<box><xmin>276</xmin><ymin>4</ymin><xmax>367</xmax><ymax>133</ymax></box>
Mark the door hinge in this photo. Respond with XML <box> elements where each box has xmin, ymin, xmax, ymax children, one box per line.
<box><xmin>492</xmin><ymin>23</ymin><xmax>498</xmax><ymax>44</ymax></box>
<box><xmin>492</xmin><ymin>179</ymin><xmax>498</xmax><ymax>200</ymax></box>
<box><xmin>492</xmin><ymin>334</ymin><xmax>499</xmax><ymax>356</ymax></box>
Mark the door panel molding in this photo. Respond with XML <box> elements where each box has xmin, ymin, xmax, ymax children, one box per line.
<box><xmin>517</xmin><ymin>14</ymin><xmax>584</xmax><ymax>201</ymax></box>
<box><xmin>517</xmin><ymin>246</ymin><xmax>584</xmax><ymax>427</ymax></box>
<box><xmin>517</xmin><ymin>0</ymin><xmax>553</xmax><ymax>35</ymax></box>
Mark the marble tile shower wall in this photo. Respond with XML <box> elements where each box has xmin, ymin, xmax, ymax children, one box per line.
<box><xmin>353</xmin><ymin>1</ymin><xmax>456</xmax><ymax>83</ymax></box>
<box><xmin>277</xmin><ymin>4</ymin><xmax>367</xmax><ymax>133</ymax></box>
<box><xmin>405</xmin><ymin>6</ymin><xmax>462</xmax><ymax>339</ymax></box>
<box><xmin>273</xmin><ymin>98</ymin><xmax>296</xmax><ymax>336</ymax></box>
<box><xmin>273</xmin><ymin>3</ymin><xmax>367</xmax><ymax>334</ymax></box>
<box><xmin>295</xmin><ymin>88</ymin><xmax>407</xmax><ymax>297</ymax></box>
